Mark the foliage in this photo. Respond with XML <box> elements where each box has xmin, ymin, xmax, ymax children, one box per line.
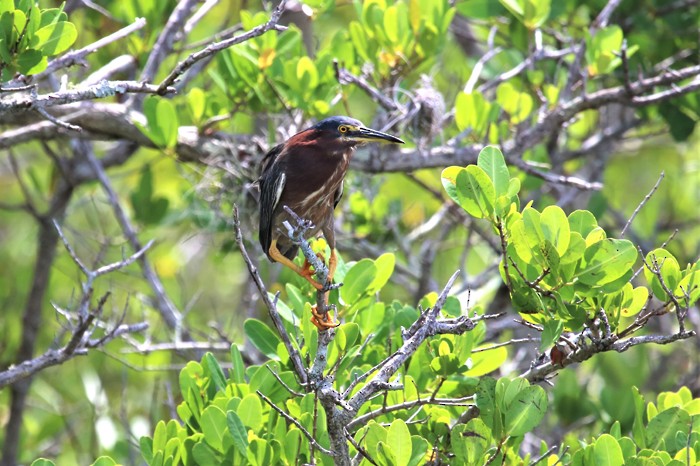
<box><xmin>130</xmin><ymin>148</ymin><xmax>699</xmax><ymax>465</ymax></box>
<box><xmin>0</xmin><ymin>0</ymin><xmax>698</xmax><ymax>465</ymax></box>
<box><xmin>0</xmin><ymin>0</ymin><xmax>77</xmax><ymax>80</ymax></box>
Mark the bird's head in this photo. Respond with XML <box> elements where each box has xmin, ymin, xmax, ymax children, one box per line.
<box><xmin>311</xmin><ymin>116</ymin><xmax>404</xmax><ymax>147</ymax></box>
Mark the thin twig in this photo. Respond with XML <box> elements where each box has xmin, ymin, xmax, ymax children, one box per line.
<box><xmin>620</xmin><ymin>171</ymin><xmax>664</xmax><ymax>237</ymax></box>
<box><xmin>256</xmin><ymin>390</ymin><xmax>333</xmax><ymax>456</ymax></box>
<box><xmin>233</xmin><ymin>206</ymin><xmax>309</xmax><ymax>385</ymax></box>
<box><xmin>157</xmin><ymin>1</ymin><xmax>287</xmax><ymax>93</ymax></box>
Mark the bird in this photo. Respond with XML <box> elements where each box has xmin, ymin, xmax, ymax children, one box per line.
<box><xmin>257</xmin><ymin>116</ymin><xmax>404</xmax><ymax>328</ymax></box>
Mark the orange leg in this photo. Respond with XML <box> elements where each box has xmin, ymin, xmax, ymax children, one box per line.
<box><xmin>327</xmin><ymin>248</ymin><xmax>337</xmax><ymax>283</ymax></box>
<box><xmin>268</xmin><ymin>240</ymin><xmax>324</xmax><ymax>290</ymax></box>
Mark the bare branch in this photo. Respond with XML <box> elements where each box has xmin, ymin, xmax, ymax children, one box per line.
<box><xmin>140</xmin><ymin>0</ymin><xmax>200</xmax><ymax>85</ymax></box>
<box><xmin>620</xmin><ymin>171</ymin><xmax>664</xmax><ymax>237</ymax></box>
<box><xmin>156</xmin><ymin>1</ymin><xmax>288</xmax><ymax>94</ymax></box>
<box><xmin>0</xmin><ymin>80</ymin><xmax>175</xmax><ymax>115</ymax></box>
<box><xmin>83</xmin><ymin>146</ymin><xmax>184</xmax><ymax>333</ymax></box>
<box><xmin>233</xmin><ymin>206</ymin><xmax>309</xmax><ymax>385</ymax></box>
<box><xmin>256</xmin><ymin>390</ymin><xmax>333</xmax><ymax>456</ymax></box>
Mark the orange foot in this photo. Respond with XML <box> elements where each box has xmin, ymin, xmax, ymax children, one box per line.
<box><xmin>310</xmin><ymin>305</ymin><xmax>340</xmax><ymax>330</ymax></box>
<box><xmin>300</xmin><ymin>257</ymin><xmax>328</xmax><ymax>291</ymax></box>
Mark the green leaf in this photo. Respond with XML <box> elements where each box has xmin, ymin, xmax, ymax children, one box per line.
<box><xmin>244</xmin><ymin>319</ymin><xmax>281</xmax><ymax>359</ymax></box>
<box><xmin>39</xmin><ymin>8</ymin><xmax>67</xmax><ymax>28</ymax></box>
<box><xmin>370</xmin><ymin>252</ymin><xmax>395</xmax><ymax>292</ymax></box>
<box><xmin>452</xmin><ymin>419</ymin><xmax>491</xmax><ymax>464</ymax></box>
<box><xmin>576</xmin><ymin>239</ymin><xmax>637</xmax><ymax>286</ymax></box>
<box><xmin>477</xmin><ymin>146</ymin><xmax>510</xmax><ymax>198</ymax></box>
<box><xmin>336</xmin><ymin>323</ymin><xmax>360</xmax><ymax>352</ymax></box>
<box><xmin>296</xmin><ymin>56</ymin><xmax>318</xmax><ymax>90</ymax></box>
<box><xmin>17</xmin><ymin>49</ymin><xmax>45</xmax><ymax>75</ymax></box>
<box><xmin>644</xmin><ymin>248</ymin><xmax>681</xmax><ymax>301</ymax></box>
<box><xmin>91</xmin><ymin>457</ymin><xmax>117</xmax><ymax>466</ymax></box>
<box><xmin>30</xmin><ymin>460</ymin><xmax>56</xmax><ymax>466</ymax></box>
<box><xmin>646</xmin><ymin>407</ymin><xmax>691</xmax><ymax>451</ymax></box>
<box><xmin>496</xmin><ymin>82</ymin><xmax>534</xmax><ymax>123</ymax></box>
<box><xmin>540</xmin><ymin>205</ymin><xmax>570</xmax><ymax>256</ymax></box>
<box><xmin>593</xmin><ymin>434</ymin><xmax>624</xmax><ymax>466</ymax></box>
<box><xmin>248</xmin><ymin>438</ymin><xmax>274</xmax><ymax>466</ymax></box>
<box><xmin>230</xmin><ymin>345</ymin><xmax>246</xmax><ymax>384</ymax></box>
<box><xmin>455</xmin><ymin>166</ymin><xmax>496</xmax><ymax>219</ymax></box>
<box><xmin>383</xmin><ymin>5</ymin><xmax>399</xmax><ymax>43</ymax></box>
<box><xmin>586</xmin><ymin>25</ymin><xmax>624</xmax><ymax>75</ymax></box>
<box><xmin>140</xmin><ymin>436</ymin><xmax>153</xmax><ymax>462</ymax></box>
<box><xmin>341</xmin><ymin>258</ymin><xmax>377</xmax><ymax>303</ymax></box>
<box><xmin>455</xmin><ymin>91</ymin><xmax>493</xmax><ymax>136</ymax></box>
<box><xmin>387</xmin><ymin>419</ymin><xmax>412</xmax><ymax>466</ymax></box>
<box><xmin>238</xmin><ymin>393</ymin><xmax>263</xmax><ymax>432</ymax></box>
<box><xmin>284</xmin><ymin>429</ymin><xmax>301</xmax><ymax>464</ymax></box>
<box><xmin>187</xmin><ymin>87</ymin><xmax>206</xmax><ymax>123</ymax></box>
<box><xmin>504</xmin><ymin>385</ymin><xmax>548</xmax><ymax>436</ymax></box>
<box><xmin>540</xmin><ymin>319</ymin><xmax>564</xmax><ymax>351</ymax></box>
<box><xmin>226</xmin><ymin>411</ymin><xmax>249</xmax><ymax>458</ymax></box>
<box><xmin>203</xmin><ymin>353</ymin><xmax>226</xmax><ymax>393</ymax></box>
<box><xmin>676</xmin><ymin>271</ymin><xmax>700</xmax><ymax>305</ymax></box>
<box><xmin>465</xmin><ymin>346</ymin><xmax>507</xmax><ymax>376</ymax></box>
<box><xmin>201</xmin><ymin>405</ymin><xmax>227</xmax><ymax>453</ymax></box>
<box><xmin>32</xmin><ymin>20</ymin><xmax>77</xmax><ymax>56</ymax></box>
<box><xmin>568</xmin><ymin>210</ymin><xmax>598</xmax><ymax>237</ymax></box>
<box><xmin>192</xmin><ymin>441</ymin><xmax>220</xmax><ymax>465</ymax></box>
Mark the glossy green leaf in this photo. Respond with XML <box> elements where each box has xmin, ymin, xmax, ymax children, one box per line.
<box><xmin>387</xmin><ymin>419</ymin><xmax>412</xmax><ymax>466</ymax></box>
<box><xmin>17</xmin><ymin>49</ymin><xmax>45</xmax><ymax>75</ymax></box>
<box><xmin>91</xmin><ymin>457</ymin><xmax>117</xmax><ymax>466</ymax></box>
<box><xmin>477</xmin><ymin>145</ymin><xmax>510</xmax><ymax>198</ymax></box>
<box><xmin>192</xmin><ymin>442</ymin><xmax>220</xmax><ymax>465</ymax></box>
<box><xmin>576</xmin><ymin>239</ymin><xmax>637</xmax><ymax>286</ymax></box>
<box><xmin>226</xmin><ymin>411</ymin><xmax>249</xmax><ymax>458</ymax></box>
<box><xmin>336</xmin><ymin>322</ymin><xmax>359</xmax><ymax>352</ymax></box>
<box><xmin>452</xmin><ymin>419</ymin><xmax>491</xmax><ymax>464</ymax></box>
<box><xmin>465</xmin><ymin>346</ymin><xmax>507</xmax><ymax>376</ymax></box>
<box><xmin>496</xmin><ymin>82</ymin><xmax>534</xmax><ymax>123</ymax></box>
<box><xmin>475</xmin><ymin>377</ymin><xmax>500</xmax><ymax>435</ymax></box>
<box><xmin>540</xmin><ymin>319</ymin><xmax>564</xmax><ymax>351</ymax></box>
<box><xmin>201</xmin><ymin>406</ymin><xmax>227</xmax><ymax>453</ymax></box>
<box><xmin>244</xmin><ymin>319</ymin><xmax>281</xmax><ymax>359</ymax></box>
<box><xmin>593</xmin><ymin>434</ymin><xmax>624</xmax><ymax>466</ymax></box>
<box><xmin>568</xmin><ymin>210</ymin><xmax>598</xmax><ymax>237</ymax></box>
<box><xmin>676</xmin><ymin>271</ymin><xmax>700</xmax><ymax>305</ymax></box>
<box><xmin>187</xmin><ymin>87</ymin><xmax>206</xmax><ymax>123</ymax></box>
<box><xmin>341</xmin><ymin>258</ymin><xmax>377</xmax><ymax>303</ymax></box>
<box><xmin>455</xmin><ymin>166</ymin><xmax>496</xmax><ymax>218</ymax></box>
<box><xmin>644</xmin><ymin>248</ymin><xmax>681</xmax><ymax>301</ymax></box>
<box><xmin>369</xmin><ymin>252</ymin><xmax>395</xmax><ymax>292</ymax></box>
<box><xmin>31</xmin><ymin>460</ymin><xmax>56</xmax><ymax>466</ymax></box>
<box><xmin>230</xmin><ymin>345</ymin><xmax>246</xmax><ymax>384</ymax></box>
<box><xmin>203</xmin><ymin>353</ymin><xmax>226</xmax><ymax>393</ymax></box>
<box><xmin>504</xmin><ymin>385</ymin><xmax>548</xmax><ymax>436</ymax></box>
<box><xmin>32</xmin><ymin>20</ymin><xmax>77</xmax><ymax>55</ymax></box>
<box><xmin>455</xmin><ymin>91</ymin><xmax>493</xmax><ymax>136</ymax></box>
<box><xmin>646</xmin><ymin>407</ymin><xmax>691</xmax><ymax>451</ymax></box>
<box><xmin>541</xmin><ymin>205</ymin><xmax>570</xmax><ymax>256</ymax></box>
<box><xmin>238</xmin><ymin>394</ymin><xmax>263</xmax><ymax>432</ymax></box>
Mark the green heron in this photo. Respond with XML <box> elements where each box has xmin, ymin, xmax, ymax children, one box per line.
<box><xmin>258</xmin><ymin>116</ymin><xmax>404</xmax><ymax>328</ymax></box>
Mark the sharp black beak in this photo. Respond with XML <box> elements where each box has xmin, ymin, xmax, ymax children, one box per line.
<box><xmin>353</xmin><ymin>126</ymin><xmax>405</xmax><ymax>144</ymax></box>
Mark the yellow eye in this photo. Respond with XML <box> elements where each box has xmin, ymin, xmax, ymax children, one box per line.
<box><xmin>339</xmin><ymin>125</ymin><xmax>348</xmax><ymax>133</ymax></box>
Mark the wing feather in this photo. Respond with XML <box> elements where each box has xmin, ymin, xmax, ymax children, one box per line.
<box><xmin>258</xmin><ymin>145</ymin><xmax>287</xmax><ymax>258</ymax></box>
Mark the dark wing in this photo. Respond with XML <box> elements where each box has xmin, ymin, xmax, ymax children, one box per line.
<box><xmin>333</xmin><ymin>182</ymin><xmax>344</xmax><ymax>210</ymax></box>
<box><xmin>258</xmin><ymin>145</ymin><xmax>287</xmax><ymax>259</ymax></box>
<box><xmin>259</xmin><ymin>143</ymin><xmax>284</xmax><ymax>178</ymax></box>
